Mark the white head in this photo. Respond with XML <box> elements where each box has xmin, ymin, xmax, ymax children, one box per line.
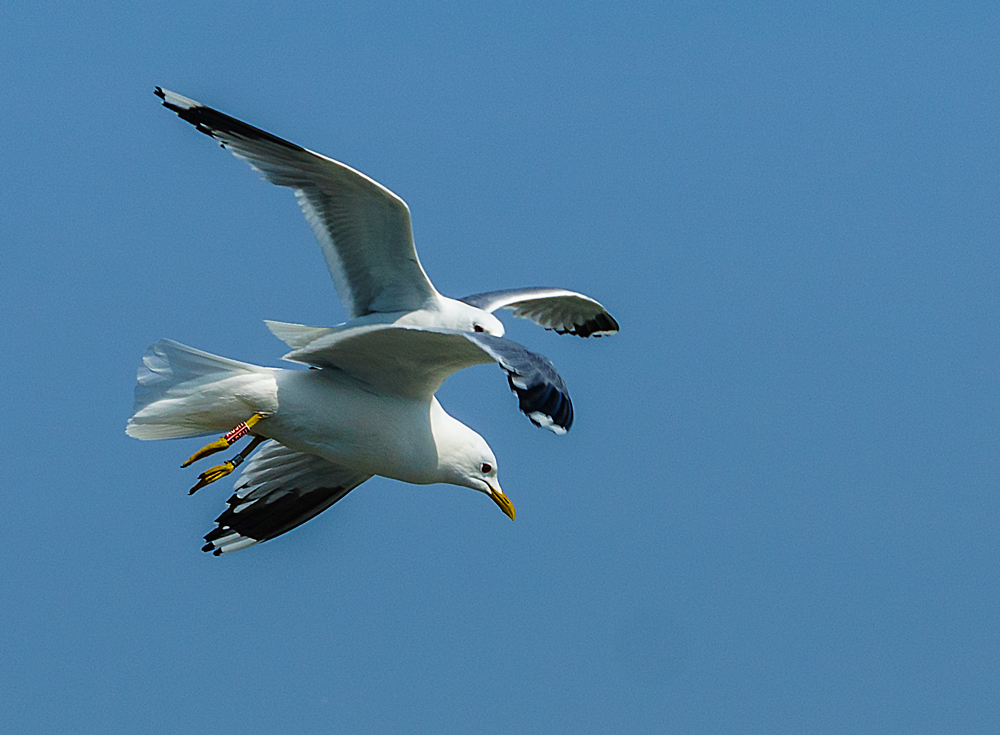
<box><xmin>432</xmin><ymin>406</ymin><xmax>514</xmax><ymax>520</ymax></box>
<box><xmin>390</xmin><ymin>297</ymin><xmax>505</xmax><ymax>336</ymax></box>
<box><xmin>441</xmin><ymin>298</ymin><xmax>506</xmax><ymax>338</ymax></box>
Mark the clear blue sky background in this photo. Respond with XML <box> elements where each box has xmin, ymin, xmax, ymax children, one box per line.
<box><xmin>3</xmin><ymin>2</ymin><xmax>999</xmax><ymax>732</ymax></box>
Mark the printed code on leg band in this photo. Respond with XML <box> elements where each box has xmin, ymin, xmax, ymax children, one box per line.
<box><xmin>224</xmin><ymin>423</ymin><xmax>249</xmax><ymax>443</ymax></box>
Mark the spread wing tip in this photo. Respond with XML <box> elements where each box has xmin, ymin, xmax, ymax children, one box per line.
<box><xmin>552</xmin><ymin>311</ymin><xmax>620</xmax><ymax>338</ymax></box>
<box><xmin>155</xmin><ymin>86</ymin><xmax>200</xmax><ymax>111</ymax></box>
<box><xmin>154</xmin><ymin>86</ymin><xmax>306</xmax><ymax>153</ymax></box>
<box><xmin>469</xmin><ymin>333</ymin><xmax>575</xmax><ymax>434</ymax></box>
<box><xmin>202</xmin><ymin>525</ymin><xmax>259</xmax><ymax>555</ymax></box>
<box><xmin>509</xmin><ymin>375</ymin><xmax>574</xmax><ymax>433</ymax></box>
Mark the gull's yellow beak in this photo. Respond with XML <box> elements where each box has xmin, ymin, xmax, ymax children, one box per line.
<box><xmin>487</xmin><ymin>482</ymin><xmax>515</xmax><ymax>521</ymax></box>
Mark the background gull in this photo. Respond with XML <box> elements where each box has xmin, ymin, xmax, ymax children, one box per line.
<box><xmin>154</xmin><ymin>87</ymin><xmax>620</xmax><ymax>341</ymax></box>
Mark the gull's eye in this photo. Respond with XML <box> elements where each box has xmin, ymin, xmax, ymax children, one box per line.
<box><xmin>481</xmin><ymin>463</ymin><xmax>492</xmax><ymax>474</ymax></box>
<box><xmin>473</xmin><ymin>324</ymin><xmax>485</xmax><ymax>333</ymax></box>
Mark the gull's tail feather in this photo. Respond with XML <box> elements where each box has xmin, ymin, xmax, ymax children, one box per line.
<box><xmin>264</xmin><ymin>319</ymin><xmax>336</xmax><ymax>350</ymax></box>
<box><xmin>126</xmin><ymin>339</ymin><xmax>278</xmax><ymax>440</ymax></box>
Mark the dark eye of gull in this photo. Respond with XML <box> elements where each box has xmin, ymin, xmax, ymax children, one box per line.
<box><xmin>481</xmin><ymin>463</ymin><xmax>492</xmax><ymax>474</ymax></box>
<box><xmin>473</xmin><ymin>324</ymin><xmax>485</xmax><ymax>333</ymax></box>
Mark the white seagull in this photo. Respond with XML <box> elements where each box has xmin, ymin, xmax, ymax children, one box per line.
<box><xmin>153</xmin><ymin>87</ymin><xmax>619</xmax><ymax>342</ymax></box>
<box><xmin>127</xmin><ymin>324</ymin><xmax>570</xmax><ymax>554</ymax></box>
<box><xmin>128</xmin><ymin>88</ymin><xmax>615</xmax><ymax>555</ymax></box>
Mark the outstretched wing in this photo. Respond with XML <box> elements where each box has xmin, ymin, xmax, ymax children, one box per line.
<box><xmin>155</xmin><ymin>87</ymin><xmax>439</xmax><ymax>318</ymax></box>
<box><xmin>459</xmin><ymin>287</ymin><xmax>619</xmax><ymax>337</ymax></box>
<box><xmin>469</xmin><ymin>332</ymin><xmax>574</xmax><ymax>433</ymax></box>
<box><xmin>202</xmin><ymin>440</ymin><xmax>372</xmax><ymax>555</ymax></box>
<box><xmin>282</xmin><ymin>324</ymin><xmax>573</xmax><ymax>434</ymax></box>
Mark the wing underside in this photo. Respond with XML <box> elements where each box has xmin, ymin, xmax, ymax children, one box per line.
<box><xmin>460</xmin><ymin>287</ymin><xmax>619</xmax><ymax>337</ymax></box>
<box><xmin>156</xmin><ymin>87</ymin><xmax>439</xmax><ymax>317</ymax></box>
<box><xmin>202</xmin><ymin>440</ymin><xmax>372</xmax><ymax>555</ymax></box>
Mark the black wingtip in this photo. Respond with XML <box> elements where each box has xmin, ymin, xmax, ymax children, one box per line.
<box><xmin>154</xmin><ymin>88</ymin><xmax>308</xmax><ymax>153</ymax></box>
<box><xmin>470</xmin><ymin>332</ymin><xmax>575</xmax><ymax>435</ymax></box>
<box><xmin>559</xmin><ymin>312</ymin><xmax>620</xmax><ymax>338</ymax></box>
<box><xmin>509</xmin><ymin>376</ymin><xmax>574</xmax><ymax>432</ymax></box>
<box><xmin>204</xmin><ymin>526</ymin><xmax>228</xmax><ymax>543</ymax></box>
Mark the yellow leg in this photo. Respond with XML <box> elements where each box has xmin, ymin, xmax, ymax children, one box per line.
<box><xmin>189</xmin><ymin>436</ymin><xmax>266</xmax><ymax>495</ymax></box>
<box><xmin>181</xmin><ymin>413</ymin><xmax>266</xmax><ymax>468</ymax></box>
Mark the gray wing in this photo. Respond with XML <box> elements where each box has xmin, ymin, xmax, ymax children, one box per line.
<box><xmin>156</xmin><ymin>87</ymin><xmax>439</xmax><ymax>318</ymax></box>
<box><xmin>282</xmin><ymin>324</ymin><xmax>573</xmax><ymax>434</ymax></box>
<box><xmin>202</xmin><ymin>440</ymin><xmax>372</xmax><ymax>555</ymax></box>
<box><xmin>468</xmin><ymin>332</ymin><xmax>574</xmax><ymax>433</ymax></box>
<box><xmin>459</xmin><ymin>287</ymin><xmax>619</xmax><ymax>337</ymax></box>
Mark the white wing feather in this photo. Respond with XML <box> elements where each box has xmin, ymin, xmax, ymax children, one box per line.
<box><xmin>156</xmin><ymin>87</ymin><xmax>439</xmax><ymax>317</ymax></box>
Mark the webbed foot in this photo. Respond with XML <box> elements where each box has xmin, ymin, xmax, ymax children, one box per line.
<box><xmin>181</xmin><ymin>413</ymin><xmax>267</xmax><ymax>467</ymax></box>
<box><xmin>188</xmin><ymin>436</ymin><xmax>266</xmax><ymax>494</ymax></box>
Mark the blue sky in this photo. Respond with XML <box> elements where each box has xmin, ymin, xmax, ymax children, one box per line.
<box><xmin>4</xmin><ymin>2</ymin><xmax>1000</xmax><ymax>732</ymax></box>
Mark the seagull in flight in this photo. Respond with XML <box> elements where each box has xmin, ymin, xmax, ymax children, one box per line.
<box><xmin>128</xmin><ymin>324</ymin><xmax>570</xmax><ymax>554</ymax></box>
<box><xmin>154</xmin><ymin>87</ymin><xmax>619</xmax><ymax>342</ymax></box>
